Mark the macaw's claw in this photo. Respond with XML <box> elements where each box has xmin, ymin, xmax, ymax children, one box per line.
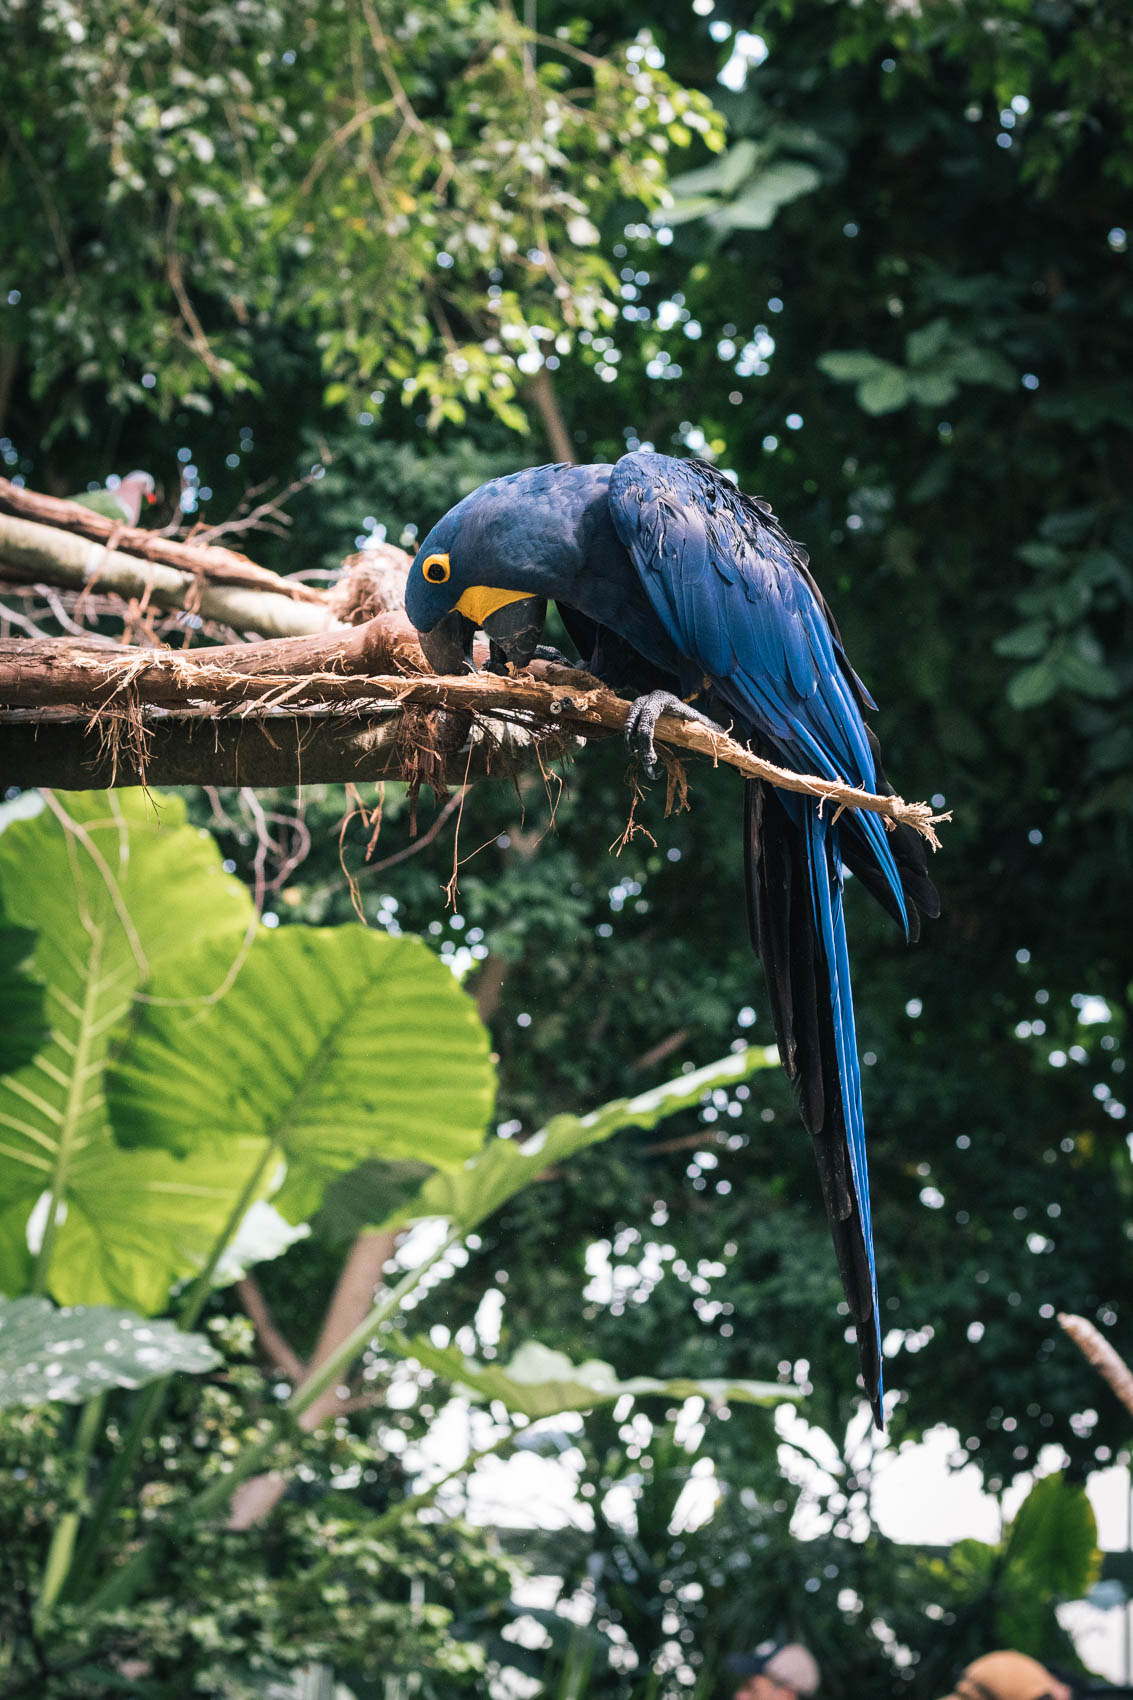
<box><xmin>533</xmin><ymin>644</ymin><xmax>578</xmax><ymax>668</ymax></box>
<box><xmin>624</xmin><ymin>690</ymin><xmax>720</xmax><ymax>778</ymax></box>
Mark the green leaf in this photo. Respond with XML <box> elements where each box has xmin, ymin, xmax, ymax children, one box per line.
<box><xmin>0</xmin><ymin>925</ymin><xmax>46</xmax><ymax>1072</ymax></box>
<box><xmin>395</xmin><ymin>1336</ymin><xmax>793</xmax><ymax>1419</ymax></box>
<box><xmin>48</xmin><ymin>1136</ymin><xmax>273</xmax><ymax>1312</ymax></box>
<box><xmin>817</xmin><ymin>351</ymin><xmax>891</xmax><ymax>383</ymax></box>
<box><xmin>108</xmin><ymin>927</ymin><xmax>495</xmax><ymax>1225</ymax></box>
<box><xmin>1057</xmin><ymin>643</ymin><xmax>1119</xmax><ymax>699</ymax></box>
<box><xmin>316</xmin><ymin>1157</ymin><xmax>434</xmax><ymax>1243</ymax></box>
<box><xmin>993</xmin><ymin>621</ymin><xmax>1050</xmax><ymax>659</ymax></box>
<box><xmin>905</xmin><ymin>370</ymin><xmax>959</xmax><ymax>407</ymax></box>
<box><xmin>662</xmin><ymin>193</ymin><xmax>721</xmax><ymax>228</ymax></box>
<box><xmin>378</xmin><ymin>1046</ymin><xmax>779</xmax><ymax>1233</ymax></box>
<box><xmin>904</xmin><ymin>316</ymin><xmax>951</xmax><ymax>367</ymax></box>
<box><xmin>666</xmin><ymin>138</ymin><xmax>764</xmax><ymax>201</ymax></box>
<box><xmin>0</xmin><ymin>793</ymin><xmax>255</xmax><ymax>1307</ymax></box>
<box><xmin>714</xmin><ymin>161</ymin><xmax>822</xmax><ymax>230</ymax></box>
<box><xmin>1002</xmin><ymin>1472</ymin><xmax>1100</xmax><ymax>1602</ymax></box>
<box><xmin>1006</xmin><ymin>653</ymin><xmax>1062</xmax><ymax>709</ymax></box>
<box><xmin>857</xmin><ymin>364</ymin><xmax>910</xmax><ymax>414</ymax></box>
<box><xmin>948</xmin><ymin>344</ymin><xmax>1017</xmax><ymax>390</ymax></box>
<box><xmin>1017</xmin><ymin>542</ymin><xmax>1066</xmax><ymax>570</ymax></box>
<box><xmin>0</xmin><ymin>1295</ymin><xmax>219</xmax><ymax>1407</ymax></box>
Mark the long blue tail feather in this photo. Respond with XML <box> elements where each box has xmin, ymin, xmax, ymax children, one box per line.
<box><xmin>804</xmin><ymin>803</ymin><xmax>885</xmax><ymax>1409</ymax></box>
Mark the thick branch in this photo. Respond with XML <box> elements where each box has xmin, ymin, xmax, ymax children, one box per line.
<box><xmin>0</xmin><ymin>479</ymin><xmax>325</xmax><ymax>605</ymax></box>
<box><xmin>235</xmin><ymin>1275</ymin><xmax>307</xmax><ymax>1385</ymax></box>
<box><xmin>228</xmin><ymin>1230</ymin><xmax>397</xmax><ymax>1530</ymax></box>
<box><xmin>0</xmin><ymin>512</ymin><xmax>332</xmax><ymax>639</ymax></box>
<box><xmin>0</xmin><ymin>630</ymin><xmax>950</xmax><ymax>843</ymax></box>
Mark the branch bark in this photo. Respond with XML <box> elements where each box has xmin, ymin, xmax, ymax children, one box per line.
<box><xmin>228</xmin><ymin>1231</ymin><xmax>397</xmax><ymax>1530</ymax></box>
<box><xmin>0</xmin><ymin>629</ymin><xmax>950</xmax><ymax>844</ymax></box>
<box><xmin>235</xmin><ymin>1275</ymin><xmax>307</xmax><ymax>1385</ymax></box>
<box><xmin>0</xmin><ymin>512</ymin><xmax>332</xmax><ymax>639</ymax></box>
<box><xmin>0</xmin><ymin>478</ymin><xmax>325</xmax><ymax>606</ymax></box>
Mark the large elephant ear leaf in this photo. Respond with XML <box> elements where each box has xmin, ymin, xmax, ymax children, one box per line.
<box><xmin>108</xmin><ymin>926</ymin><xmax>495</xmax><ymax>1224</ymax></box>
<box><xmin>376</xmin><ymin>1045</ymin><xmax>778</xmax><ymax>1233</ymax></box>
<box><xmin>0</xmin><ymin>1295</ymin><xmax>219</xmax><ymax>1407</ymax></box>
<box><xmin>0</xmin><ymin>791</ymin><xmax>255</xmax><ymax>1308</ymax></box>
<box><xmin>394</xmin><ymin>1335</ymin><xmax>793</xmax><ymax>1419</ymax></box>
<box><xmin>0</xmin><ymin>925</ymin><xmax>46</xmax><ymax>1072</ymax></box>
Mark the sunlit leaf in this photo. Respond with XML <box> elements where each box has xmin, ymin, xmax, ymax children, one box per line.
<box><xmin>712</xmin><ymin>161</ymin><xmax>822</xmax><ymax>230</ymax></box>
<box><xmin>1002</xmin><ymin>1471</ymin><xmax>1100</xmax><ymax>1600</ymax></box>
<box><xmin>108</xmin><ymin>927</ymin><xmax>495</xmax><ymax>1226</ymax></box>
<box><xmin>0</xmin><ymin>792</ymin><xmax>254</xmax><ymax>1308</ymax></box>
<box><xmin>395</xmin><ymin>1336</ymin><xmax>794</xmax><ymax>1419</ymax></box>
<box><xmin>377</xmin><ymin>1046</ymin><xmax>779</xmax><ymax>1233</ymax></box>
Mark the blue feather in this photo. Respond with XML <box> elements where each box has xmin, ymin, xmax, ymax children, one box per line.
<box><xmin>609</xmin><ymin>452</ymin><xmax>902</xmax><ymax>1414</ymax></box>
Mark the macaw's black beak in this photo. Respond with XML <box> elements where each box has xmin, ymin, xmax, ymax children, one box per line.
<box><xmin>418</xmin><ymin>610</ymin><xmax>477</xmax><ymax>675</ymax></box>
<box><xmin>482</xmin><ymin>595</ymin><xmax>547</xmax><ymax>673</ymax></box>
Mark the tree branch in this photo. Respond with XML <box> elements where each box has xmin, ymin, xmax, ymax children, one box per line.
<box><xmin>235</xmin><ymin>1275</ymin><xmax>307</xmax><ymax>1384</ymax></box>
<box><xmin>0</xmin><ymin>511</ymin><xmax>331</xmax><ymax>639</ymax></box>
<box><xmin>1059</xmin><ymin>1312</ymin><xmax>1133</xmax><ymax>1420</ymax></box>
<box><xmin>0</xmin><ymin>628</ymin><xmax>950</xmax><ymax>845</ymax></box>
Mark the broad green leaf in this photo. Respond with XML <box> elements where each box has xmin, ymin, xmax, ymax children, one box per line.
<box><xmin>108</xmin><ymin>927</ymin><xmax>496</xmax><ymax>1225</ymax></box>
<box><xmin>395</xmin><ymin>1336</ymin><xmax>793</xmax><ymax>1419</ymax></box>
<box><xmin>0</xmin><ymin>925</ymin><xmax>46</xmax><ymax>1072</ymax></box>
<box><xmin>714</xmin><ymin>161</ymin><xmax>822</xmax><ymax>230</ymax></box>
<box><xmin>662</xmin><ymin>193</ymin><xmax>721</xmax><ymax>228</ymax></box>
<box><xmin>1002</xmin><ymin>1471</ymin><xmax>1100</xmax><ymax>1601</ymax></box>
<box><xmin>378</xmin><ymin>1046</ymin><xmax>779</xmax><ymax>1233</ymax></box>
<box><xmin>817</xmin><ymin>350</ymin><xmax>892</xmax><ymax>383</ymax></box>
<box><xmin>49</xmin><ymin>1136</ymin><xmax>272</xmax><ymax>1312</ymax></box>
<box><xmin>665</xmin><ymin>138</ymin><xmax>764</xmax><ymax>201</ymax></box>
<box><xmin>857</xmin><ymin>364</ymin><xmax>910</xmax><ymax>414</ymax></box>
<box><xmin>0</xmin><ymin>792</ymin><xmax>254</xmax><ymax>1307</ymax></box>
<box><xmin>0</xmin><ymin>1295</ymin><xmax>219</xmax><ymax>1407</ymax></box>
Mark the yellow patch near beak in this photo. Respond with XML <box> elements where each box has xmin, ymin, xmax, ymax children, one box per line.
<box><xmin>453</xmin><ymin>585</ymin><xmax>538</xmax><ymax>626</ymax></box>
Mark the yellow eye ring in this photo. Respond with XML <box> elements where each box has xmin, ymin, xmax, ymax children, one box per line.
<box><xmin>422</xmin><ymin>552</ymin><xmax>451</xmax><ymax>584</ymax></box>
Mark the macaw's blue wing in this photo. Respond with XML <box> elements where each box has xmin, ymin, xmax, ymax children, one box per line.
<box><xmin>607</xmin><ymin>453</ymin><xmax>935</xmax><ymax>1421</ymax></box>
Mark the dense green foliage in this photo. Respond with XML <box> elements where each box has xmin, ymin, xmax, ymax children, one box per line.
<box><xmin>1</xmin><ymin>0</ymin><xmax>1130</xmax><ymax>1692</ymax></box>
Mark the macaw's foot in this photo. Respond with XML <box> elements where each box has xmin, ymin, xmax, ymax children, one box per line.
<box><xmin>532</xmin><ymin>644</ymin><xmax>578</xmax><ymax>668</ymax></box>
<box><xmin>625</xmin><ymin>691</ymin><xmax>722</xmax><ymax>778</ymax></box>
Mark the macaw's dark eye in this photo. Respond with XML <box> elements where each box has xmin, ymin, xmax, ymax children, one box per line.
<box><xmin>422</xmin><ymin>552</ymin><xmax>451</xmax><ymax>584</ymax></box>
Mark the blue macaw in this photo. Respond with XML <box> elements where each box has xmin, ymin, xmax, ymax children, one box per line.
<box><xmin>404</xmin><ymin>454</ymin><xmax>938</xmax><ymax>1421</ymax></box>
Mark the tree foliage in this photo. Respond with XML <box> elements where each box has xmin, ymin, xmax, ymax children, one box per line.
<box><xmin>0</xmin><ymin>0</ymin><xmax>720</xmax><ymax>440</ymax></box>
<box><xmin>1</xmin><ymin>0</ymin><xmax>1131</xmax><ymax>1689</ymax></box>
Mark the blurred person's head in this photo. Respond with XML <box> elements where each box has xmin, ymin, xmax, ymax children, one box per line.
<box><xmin>940</xmin><ymin>1651</ymin><xmax>1073</xmax><ymax>1700</ymax></box>
<box><xmin>728</xmin><ymin>1641</ymin><xmax>820</xmax><ymax>1700</ymax></box>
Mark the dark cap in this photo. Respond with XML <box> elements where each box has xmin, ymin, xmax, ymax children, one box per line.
<box><xmin>727</xmin><ymin>1643</ymin><xmax>821</xmax><ymax>1695</ymax></box>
